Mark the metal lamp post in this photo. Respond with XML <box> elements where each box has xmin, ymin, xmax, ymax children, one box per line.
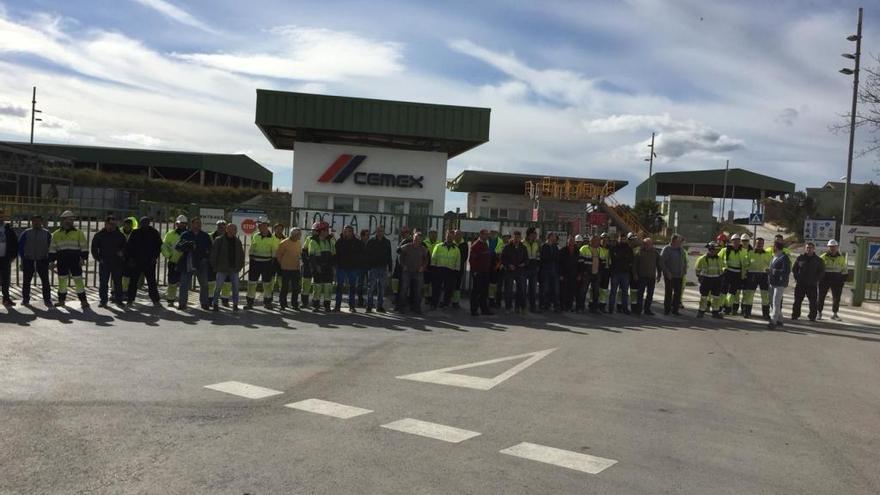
<box><xmin>840</xmin><ymin>7</ymin><xmax>862</xmax><ymax>228</ymax></box>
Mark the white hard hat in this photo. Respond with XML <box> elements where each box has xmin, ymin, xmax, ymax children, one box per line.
<box><xmin>574</xmin><ymin>234</ymin><xmax>584</xmax><ymax>242</ymax></box>
<box><xmin>827</xmin><ymin>239</ymin><xmax>839</xmax><ymax>247</ymax></box>
<box><xmin>740</xmin><ymin>234</ymin><xmax>750</xmax><ymax>241</ymax></box>
<box><xmin>59</xmin><ymin>210</ymin><xmax>75</xmax><ymax>219</ymax></box>
<box><xmin>730</xmin><ymin>234</ymin><xmax>740</xmax><ymax>240</ymax></box>
<box><xmin>176</xmin><ymin>215</ymin><xmax>188</xmax><ymax>223</ymax></box>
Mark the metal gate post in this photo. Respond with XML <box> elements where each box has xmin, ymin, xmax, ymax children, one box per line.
<box><xmin>852</xmin><ymin>237</ymin><xmax>867</xmax><ymax>307</ymax></box>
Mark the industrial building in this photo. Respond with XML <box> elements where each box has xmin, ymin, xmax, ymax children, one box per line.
<box><xmin>806</xmin><ymin>181</ymin><xmax>868</xmax><ymax>219</ymax></box>
<box><xmin>0</xmin><ymin>141</ymin><xmax>273</xmax><ymax>190</ymax></box>
<box><xmin>255</xmin><ymin>90</ymin><xmax>490</xmax><ymax>228</ymax></box>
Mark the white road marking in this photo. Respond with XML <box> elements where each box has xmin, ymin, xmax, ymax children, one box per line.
<box><xmin>381</xmin><ymin>418</ymin><xmax>481</xmax><ymax>443</ymax></box>
<box><xmin>500</xmin><ymin>442</ymin><xmax>618</xmax><ymax>474</ymax></box>
<box><xmin>203</xmin><ymin>381</ymin><xmax>284</xmax><ymax>399</ymax></box>
<box><xmin>284</xmin><ymin>398</ymin><xmax>373</xmax><ymax>419</ymax></box>
<box><xmin>396</xmin><ymin>348</ymin><xmax>557</xmax><ymax>391</ymax></box>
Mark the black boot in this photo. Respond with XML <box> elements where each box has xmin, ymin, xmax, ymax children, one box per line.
<box><xmin>711</xmin><ymin>310</ymin><xmax>723</xmax><ymax>319</ymax></box>
<box><xmin>732</xmin><ymin>303</ymin><xmax>740</xmax><ymax>315</ymax></box>
<box><xmin>742</xmin><ymin>305</ymin><xmax>752</xmax><ymax>319</ymax></box>
<box><xmin>58</xmin><ymin>293</ymin><xmax>67</xmax><ymax>306</ymax></box>
<box><xmin>313</xmin><ymin>300</ymin><xmax>321</xmax><ymax>312</ymax></box>
<box><xmin>762</xmin><ymin>305</ymin><xmax>770</xmax><ymax>319</ymax></box>
<box><xmin>324</xmin><ymin>301</ymin><xmax>332</xmax><ymax>312</ymax></box>
<box><xmin>244</xmin><ymin>297</ymin><xmax>254</xmax><ymax>310</ymax></box>
<box><xmin>78</xmin><ymin>293</ymin><xmax>90</xmax><ymax>309</ymax></box>
<box><xmin>264</xmin><ymin>298</ymin><xmax>273</xmax><ymax>310</ymax></box>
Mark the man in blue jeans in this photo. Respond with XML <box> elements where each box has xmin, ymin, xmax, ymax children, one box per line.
<box><xmin>364</xmin><ymin>225</ymin><xmax>392</xmax><ymax>313</ymax></box>
<box><xmin>608</xmin><ymin>231</ymin><xmax>634</xmax><ymax>314</ymax></box>
<box><xmin>175</xmin><ymin>217</ymin><xmax>213</xmax><ymax>311</ymax></box>
<box><xmin>334</xmin><ymin>225</ymin><xmax>365</xmax><ymax>312</ymax></box>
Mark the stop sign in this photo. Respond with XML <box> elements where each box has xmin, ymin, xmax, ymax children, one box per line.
<box><xmin>240</xmin><ymin>218</ymin><xmax>257</xmax><ymax>235</ymax></box>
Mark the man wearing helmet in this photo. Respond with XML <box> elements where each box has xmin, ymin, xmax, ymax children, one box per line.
<box><xmin>791</xmin><ymin>241</ymin><xmax>824</xmax><ymax>321</ymax></box>
<box><xmin>307</xmin><ymin>221</ymin><xmax>335</xmax><ymax>312</ymax></box>
<box><xmin>718</xmin><ymin>233</ymin><xmax>747</xmax><ymax>315</ymax></box>
<box><xmin>695</xmin><ymin>241</ymin><xmax>724</xmax><ymax>318</ymax></box>
<box><xmin>49</xmin><ymin>210</ymin><xmax>89</xmax><ymax>308</ymax></box>
<box><xmin>597</xmin><ymin>232</ymin><xmax>611</xmax><ymax>311</ymax></box>
<box><xmin>578</xmin><ymin>234</ymin><xmax>603</xmax><ymax>313</ymax></box>
<box><xmin>818</xmin><ymin>239</ymin><xmax>845</xmax><ymax>320</ymax></box>
<box><xmin>161</xmin><ymin>215</ymin><xmax>188</xmax><ymax>307</ymax></box>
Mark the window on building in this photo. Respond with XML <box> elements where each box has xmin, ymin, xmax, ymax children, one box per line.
<box><xmin>358</xmin><ymin>198</ymin><xmax>379</xmax><ymax>212</ymax></box>
<box><xmin>306</xmin><ymin>194</ymin><xmax>328</xmax><ymax>210</ymax></box>
<box><xmin>498</xmin><ymin>208</ymin><xmax>509</xmax><ymax>219</ymax></box>
<box><xmin>410</xmin><ymin>201</ymin><xmax>431</xmax><ymax>216</ymax></box>
<box><xmin>334</xmin><ymin>196</ymin><xmax>355</xmax><ymax>212</ymax></box>
<box><xmin>385</xmin><ymin>200</ymin><xmax>405</xmax><ymax>215</ymax></box>
<box><xmin>479</xmin><ymin>207</ymin><xmax>491</xmax><ymax>218</ymax></box>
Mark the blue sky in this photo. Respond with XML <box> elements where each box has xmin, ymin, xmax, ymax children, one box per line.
<box><xmin>0</xmin><ymin>0</ymin><xmax>878</xmax><ymax>213</ymax></box>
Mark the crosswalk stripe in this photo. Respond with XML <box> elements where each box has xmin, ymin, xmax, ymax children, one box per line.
<box><xmin>381</xmin><ymin>418</ymin><xmax>481</xmax><ymax>443</ymax></box>
<box><xmin>284</xmin><ymin>399</ymin><xmax>373</xmax><ymax>419</ymax></box>
<box><xmin>203</xmin><ymin>381</ymin><xmax>284</xmax><ymax>399</ymax></box>
<box><xmin>500</xmin><ymin>442</ymin><xmax>617</xmax><ymax>474</ymax></box>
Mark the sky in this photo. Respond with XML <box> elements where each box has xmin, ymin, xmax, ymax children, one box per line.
<box><xmin>0</xmin><ymin>0</ymin><xmax>878</xmax><ymax>215</ymax></box>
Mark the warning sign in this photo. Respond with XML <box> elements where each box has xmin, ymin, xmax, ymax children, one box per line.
<box><xmin>869</xmin><ymin>243</ymin><xmax>880</xmax><ymax>267</ymax></box>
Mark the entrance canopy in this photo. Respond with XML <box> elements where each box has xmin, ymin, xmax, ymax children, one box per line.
<box><xmin>635</xmin><ymin>168</ymin><xmax>795</xmax><ymax>202</ymax></box>
<box><xmin>255</xmin><ymin>90</ymin><xmax>491</xmax><ymax>158</ymax></box>
<box><xmin>448</xmin><ymin>170</ymin><xmax>627</xmax><ymax>197</ymax></box>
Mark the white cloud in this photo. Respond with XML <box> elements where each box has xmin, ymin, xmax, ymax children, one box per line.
<box><xmin>775</xmin><ymin>107</ymin><xmax>799</xmax><ymax>127</ymax></box>
<box><xmin>110</xmin><ymin>133</ymin><xmax>163</xmax><ymax>147</ymax></box>
<box><xmin>175</xmin><ymin>27</ymin><xmax>403</xmax><ymax>81</ymax></box>
<box><xmin>584</xmin><ymin>114</ymin><xmax>676</xmax><ymax>133</ymax></box>
<box><xmin>0</xmin><ymin>103</ymin><xmax>26</xmax><ymax>117</ymax></box>
<box><xmin>131</xmin><ymin>0</ymin><xmax>218</xmax><ymax>34</ymax></box>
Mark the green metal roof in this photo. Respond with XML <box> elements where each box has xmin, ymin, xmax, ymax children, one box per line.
<box><xmin>2</xmin><ymin>142</ymin><xmax>272</xmax><ymax>183</ymax></box>
<box><xmin>255</xmin><ymin>90</ymin><xmax>491</xmax><ymax>158</ymax></box>
<box><xmin>635</xmin><ymin>168</ymin><xmax>795</xmax><ymax>202</ymax></box>
<box><xmin>447</xmin><ymin>170</ymin><xmax>628</xmax><ymax>195</ymax></box>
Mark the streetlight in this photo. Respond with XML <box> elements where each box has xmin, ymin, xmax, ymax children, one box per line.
<box><xmin>644</xmin><ymin>131</ymin><xmax>657</xmax><ymax>197</ymax></box>
<box><xmin>840</xmin><ymin>7</ymin><xmax>862</xmax><ymax>228</ymax></box>
<box><xmin>30</xmin><ymin>86</ymin><xmax>42</xmax><ymax>145</ymax></box>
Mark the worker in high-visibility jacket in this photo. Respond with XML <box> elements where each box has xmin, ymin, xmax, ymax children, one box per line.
<box><xmin>429</xmin><ymin>230</ymin><xmax>461</xmax><ymax>310</ymax></box>
<box><xmin>818</xmin><ymin>239</ymin><xmax>847</xmax><ymax>321</ymax></box>
<box><xmin>718</xmin><ymin>233</ymin><xmax>748</xmax><ymax>315</ymax></box>
<box><xmin>598</xmin><ymin>233</ymin><xmax>611</xmax><ymax>311</ymax></box>
<box><xmin>486</xmin><ymin>229</ymin><xmax>504</xmax><ymax>307</ymax></box>
<box><xmin>161</xmin><ymin>215</ymin><xmax>187</xmax><ymax>307</ymax></box>
<box><xmin>300</xmin><ymin>233</ymin><xmax>314</xmax><ymax>308</ymax></box>
<box><xmin>742</xmin><ymin>236</ymin><xmax>772</xmax><ymax>319</ymax></box>
<box><xmin>49</xmin><ymin>210</ymin><xmax>89</xmax><ymax>308</ymax></box>
<box><xmin>695</xmin><ymin>241</ymin><xmax>724</xmax><ymax>319</ymax></box>
<box><xmin>271</xmin><ymin>223</ymin><xmax>286</xmax><ymax>300</ymax></box>
<box><xmin>245</xmin><ymin>221</ymin><xmax>277</xmax><ymax>310</ymax></box>
<box><xmin>523</xmin><ymin>228</ymin><xmax>541</xmax><ymax>312</ymax></box>
<box><xmin>308</xmin><ymin>221</ymin><xmax>336</xmax><ymax>312</ymax></box>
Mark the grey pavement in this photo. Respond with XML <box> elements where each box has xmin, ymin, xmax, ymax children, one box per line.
<box><xmin>1</xmin><ymin>287</ymin><xmax>879</xmax><ymax>494</ymax></box>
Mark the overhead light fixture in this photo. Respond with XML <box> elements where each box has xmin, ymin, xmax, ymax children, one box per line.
<box><xmin>847</xmin><ymin>34</ymin><xmax>860</xmax><ymax>41</ymax></box>
<box><xmin>842</xmin><ymin>53</ymin><xmax>856</xmax><ymax>59</ymax></box>
<box><xmin>840</xmin><ymin>68</ymin><xmax>855</xmax><ymax>75</ymax></box>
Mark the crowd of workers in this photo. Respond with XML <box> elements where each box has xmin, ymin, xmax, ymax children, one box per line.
<box><xmin>0</xmin><ymin>209</ymin><xmax>852</xmax><ymax>329</ymax></box>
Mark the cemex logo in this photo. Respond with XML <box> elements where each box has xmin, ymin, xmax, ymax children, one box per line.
<box><xmin>318</xmin><ymin>154</ymin><xmax>424</xmax><ymax>188</ymax></box>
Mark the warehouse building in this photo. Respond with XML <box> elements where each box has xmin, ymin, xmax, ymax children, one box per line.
<box><xmin>0</xmin><ymin>141</ymin><xmax>273</xmax><ymax>190</ymax></box>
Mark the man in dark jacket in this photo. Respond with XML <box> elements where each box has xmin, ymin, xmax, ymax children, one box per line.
<box><xmin>18</xmin><ymin>214</ymin><xmax>52</xmax><ymax>306</ymax></box>
<box><xmin>210</xmin><ymin>223</ymin><xmax>245</xmax><ymax>312</ymax></box>
<box><xmin>558</xmin><ymin>235</ymin><xmax>580</xmax><ymax>312</ymax></box>
<box><xmin>334</xmin><ymin>225</ymin><xmax>364</xmax><ymax>312</ymax></box>
<box><xmin>501</xmin><ymin>231</ymin><xmax>529</xmax><ymax>314</ymax></box>
<box><xmin>91</xmin><ymin>215</ymin><xmax>127</xmax><ymax>307</ymax></box>
<box><xmin>468</xmin><ymin>229</ymin><xmax>493</xmax><ymax>316</ymax></box>
<box><xmin>632</xmin><ymin>237</ymin><xmax>663</xmax><ymax>315</ymax></box>
<box><xmin>609</xmin><ymin>232</ymin><xmax>634</xmax><ymax>314</ymax></box>
<box><xmin>791</xmin><ymin>242</ymin><xmax>825</xmax><ymax>321</ymax></box>
<box><xmin>125</xmin><ymin>217</ymin><xmax>162</xmax><ymax>306</ymax></box>
<box><xmin>176</xmin><ymin>216</ymin><xmax>213</xmax><ymax>310</ymax></box>
<box><xmin>539</xmin><ymin>232</ymin><xmax>560</xmax><ymax>312</ymax></box>
<box><xmin>364</xmin><ymin>225</ymin><xmax>392</xmax><ymax>313</ymax></box>
<box><xmin>0</xmin><ymin>208</ymin><xmax>19</xmax><ymax>306</ymax></box>
<box><xmin>452</xmin><ymin>230</ymin><xmax>469</xmax><ymax>309</ymax></box>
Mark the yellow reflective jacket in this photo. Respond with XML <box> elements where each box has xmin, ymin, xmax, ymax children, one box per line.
<box><xmin>431</xmin><ymin>242</ymin><xmax>461</xmax><ymax>271</ymax></box>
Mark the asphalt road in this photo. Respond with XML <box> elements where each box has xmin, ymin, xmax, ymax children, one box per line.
<box><xmin>1</xmin><ymin>287</ymin><xmax>879</xmax><ymax>494</ymax></box>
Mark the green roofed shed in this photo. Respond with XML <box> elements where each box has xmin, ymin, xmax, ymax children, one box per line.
<box><xmin>635</xmin><ymin>168</ymin><xmax>795</xmax><ymax>202</ymax></box>
<box><xmin>255</xmin><ymin>90</ymin><xmax>491</xmax><ymax>157</ymax></box>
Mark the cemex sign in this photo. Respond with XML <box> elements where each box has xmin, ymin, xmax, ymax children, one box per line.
<box><xmin>318</xmin><ymin>154</ymin><xmax>424</xmax><ymax>188</ymax></box>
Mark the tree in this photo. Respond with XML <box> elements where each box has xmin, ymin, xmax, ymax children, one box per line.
<box><xmin>777</xmin><ymin>191</ymin><xmax>817</xmax><ymax>240</ymax></box>
<box><xmin>833</xmin><ymin>56</ymin><xmax>880</xmax><ymax>161</ymax></box>
<box><xmin>851</xmin><ymin>181</ymin><xmax>880</xmax><ymax>226</ymax></box>
<box><xmin>632</xmin><ymin>199</ymin><xmax>664</xmax><ymax>233</ymax></box>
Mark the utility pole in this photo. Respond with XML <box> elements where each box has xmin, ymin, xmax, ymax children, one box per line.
<box><xmin>719</xmin><ymin>159</ymin><xmax>730</xmax><ymax>224</ymax></box>
<box><xmin>840</xmin><ymin>7</ymin><xmax>862</xmax><ymax>228</ymax></box>
<box><xmin>30</xmin><ymin>86</ymin><xmax>42</xmax><ymax>145</ymax></box>
<box><xmin>645</xmin><ymin>132</ymin><xmax>657</xmax><ymax>197</ymax></box>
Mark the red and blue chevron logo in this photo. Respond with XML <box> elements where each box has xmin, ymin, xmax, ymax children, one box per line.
<box><xmin>317</xmin><ymin>154</ymin><xmax>367</xmax><ymax>183</ymax></box>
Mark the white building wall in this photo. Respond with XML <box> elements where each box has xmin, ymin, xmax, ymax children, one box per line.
<box><xmin>291</xmin><ymin>142</ymin><xmax>447</xmax><ymax>216</ymax></box>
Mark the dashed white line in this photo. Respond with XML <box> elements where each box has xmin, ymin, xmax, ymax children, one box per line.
<box><xmin>381</xmin><ymin>418</ymin><xmax>481</xmax><ymax>443</ymax></box>
<box><xmin>500</xmin><ymin>442</ymin><xmax>617</xmax><ymax>474</ymax></box>
<box><xmin>203</xmin><ymin>381</ymin><xmax>284</xmax><ymax>399</ymax></box>
<box><xmin>284</xmin><ymin>398</ymin><xmax>373</xmax><ymax>419</ymax></box>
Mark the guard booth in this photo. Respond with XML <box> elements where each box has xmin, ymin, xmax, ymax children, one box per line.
<box><xmin>852</xmin><ymin>237</ymin><xmax>880</xmax><ymax>305</ymax></box>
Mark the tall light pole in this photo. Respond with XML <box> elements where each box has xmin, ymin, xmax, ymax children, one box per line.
<box><xmin>840</xmin><ymin>7</ymin><xmax>862</xmax><ymax>227</ymax></box>
<box><xmin>30</xmin><ymin>86</ymin><xmax>42</xmax><ymax>145</ymax></box>
<box><xmin>644</xmin><ymin>131</ymin><xmax>657</xmax><ymax>197</ymax></box>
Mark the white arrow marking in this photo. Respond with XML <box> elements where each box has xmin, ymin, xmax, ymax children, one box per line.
<box><xmin>396</xmin><ymin>348</ymin><xmax>557</xmax><ymax>390</ymax></box>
